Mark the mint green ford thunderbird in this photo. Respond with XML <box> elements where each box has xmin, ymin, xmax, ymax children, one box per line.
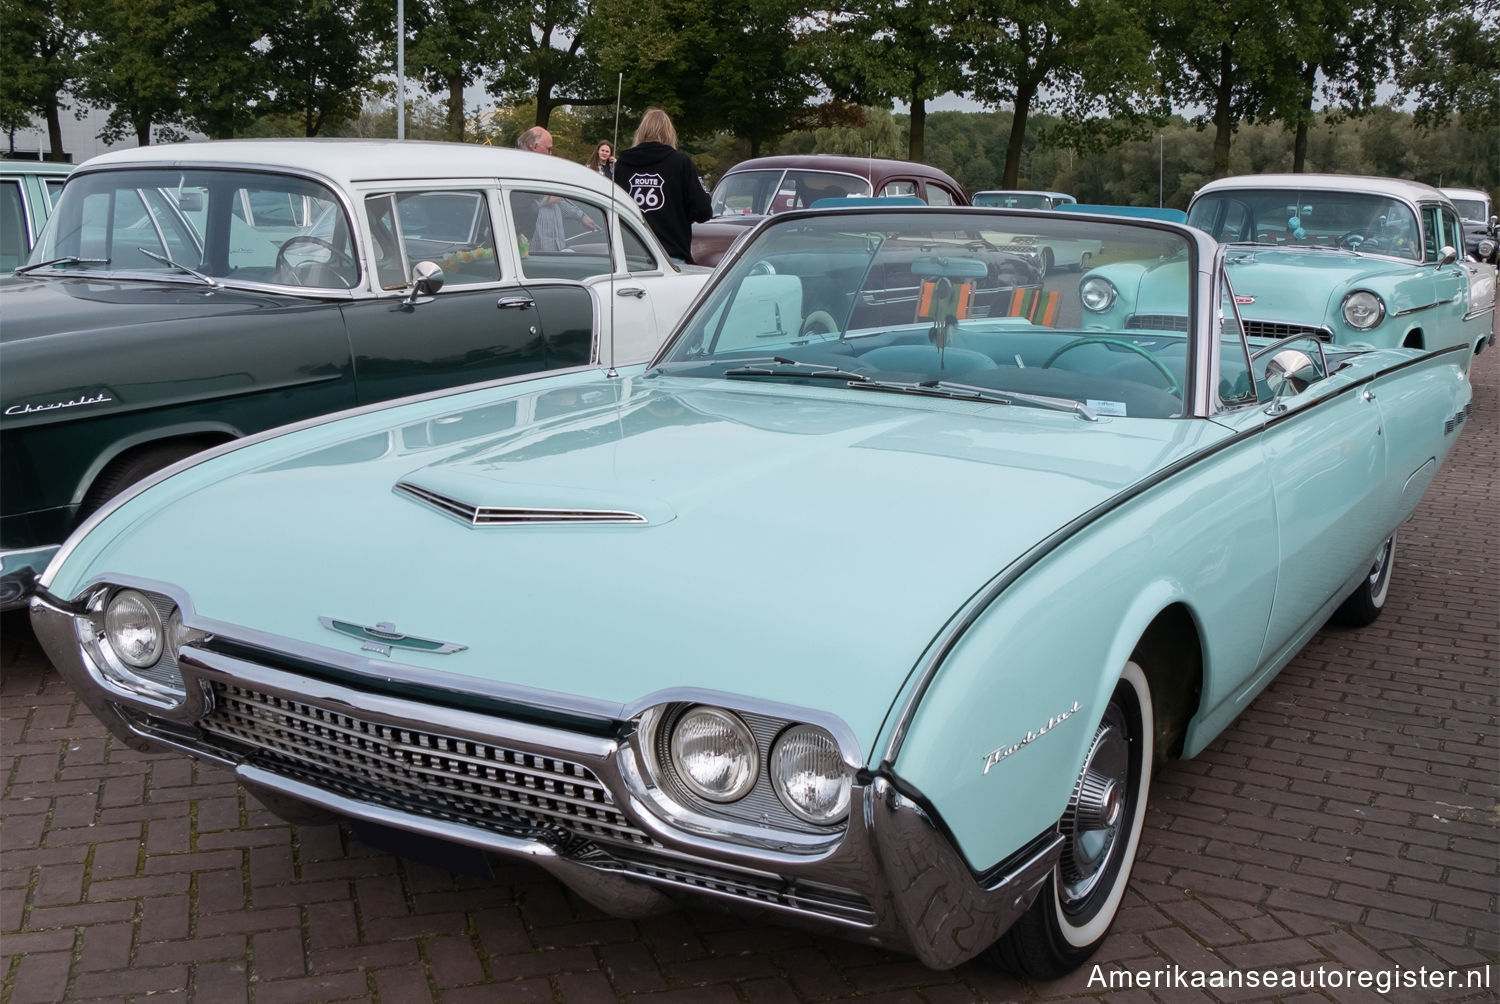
<box><xmin>31</xmin><ymin>207</ymin><xmax>1473</xmax><ymax>977</ymax></box>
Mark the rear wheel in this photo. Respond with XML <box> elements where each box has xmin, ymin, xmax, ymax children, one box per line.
<box><xmin>77</xmin><ymin>442</ymin><xmax>209</xmax><ymax>525</ymax></box>
<box><xmin>1330</xmin><ymin>533</ymin><xmax>1395</xmax><ymax>627</ymax></box>
<box><xmin>987</xmin><ymin>662</ymin><xmax>1153</xmax><ymax>979</ymax></box>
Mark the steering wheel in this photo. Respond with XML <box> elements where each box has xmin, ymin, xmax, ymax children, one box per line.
<box><xmin>1336</xmin><ymin>230</ymin><xmax>1368</xmax><ymax>250</ymax></box>
<box><xmin>1043</xmin><ymin>336</ymin><xmax>1180</xmax><ymax>393</ymax></box>
<box><xmin>276</xmin><ymin>236</ymin><xmax>354</xmax><ymax>285</ymax></box>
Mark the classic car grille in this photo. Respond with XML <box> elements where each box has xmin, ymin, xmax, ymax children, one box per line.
<box><xmin>394</xmin><ymin>481</ymin><xmax>647</xmax><ymax>526</ymax></box>
<box><xmin>1126</xmin><ymin>314</ymin><xmax>1190</xmax><ymax>332</ymax></box>
<box><xmin>196</xmin><ymin>682</ymin><xmax>652</xmax><ymax>849</ymax></box>
<box><xmin>1243</xmin><ymin>319</ymin><xmax>1332</xmax><ymax>342</ymax></box>
<box><xmin>1127</xmin><ymin>314</ymin><xmax>1332</xmax><ymax>342</ymax></box>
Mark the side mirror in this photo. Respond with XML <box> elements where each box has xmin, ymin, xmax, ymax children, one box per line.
<box><xmin>402</xmin><ymin>260</ymin><xmax>444</xmax><ymax>306</ymax></box>
<box><xmin>1438</xmin><ymin>246</ymin><xmax>1458</xmax><ymax>266</ymax></box>
<box><xmin>1263</xmin><ymin>348</ymin><xmax>1318</xmax><ymax>414</ymax></box>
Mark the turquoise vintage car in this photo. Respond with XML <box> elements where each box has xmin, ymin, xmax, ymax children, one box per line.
<box><xmin>30</xmin><ymin>208</ymin><xmax>1472</xmax><ymax>977</ymax></box>
<box><xmin>1165</xmin><ymin>174</ymin><xmax>1495</xmax><ymax>359</ymax></box>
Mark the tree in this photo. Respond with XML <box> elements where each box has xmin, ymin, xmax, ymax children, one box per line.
<box><xmin>809</xmin><ymin>0</ymin><xmax>969</xmax><ymax>161</ymax></box>
<box><xmin>401</xmin><ymin>0</ymin><xmax>505</xmax><ymax>140</ymax></box>
<box><xmin>485</xmin><ymin>0</ymin><xmax>614</xmax><ymax>130</ymax></box>
<box><xmin>1400</xmin><ymin>0</ymin><xmax>1499</xmax><ymax>134</ymax></box>
<box><xmin>0</xmin><ymin>0</ymin><xmax>88</xmax><ymax>160</ymax></box>
<box><xmin>1150</xmin><ymin>0</ymin><xmax>1288</xmax><ymax>176</ymax></box>
<box><xmin>964</xmin><ymin>0</ymin><xmax>1162</xmax><ymax>187</ymax></box>
<box><xmin>261</xmin><ymin>0</ymin><xmax>379</xmax><ymax>137</ymax></box>
<box><xmin>1268</xmin><ymin>0</ymin><xmax>1420</xmax><ymax>172</ymax></box>
<box><xmin>589</xmin><ymin>0</ymin><xmax>815</xmax><ymax>153</ymax></box>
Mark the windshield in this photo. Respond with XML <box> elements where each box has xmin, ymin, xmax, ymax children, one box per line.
<box><xmin>658</xmin><ymin>210</ymin><xmax>1196</xmax><ymax>419</ymax></box>
<box><xmin>29</xmin><ymin>167</ymin><xmax>357</xmax><ymax>288</ymax></box>
<box><xmin>974</xmin><ymin>192</ymin><xmax>1054</xmax><ymax>209</ymax></box>
<box><xmin>1449</xmin><ymin>197</ymin><xmax>1488</xmax><ymax>222</ymax></box>
<box><xmin>1188</xmin><ymin>189</ymin><xmax>1421</xmax><ymax>260</ymax></box>
<box><xmin>710</xmin><ymin>169</ymin><xmax>874</xmax><ymax>217</ymax></box>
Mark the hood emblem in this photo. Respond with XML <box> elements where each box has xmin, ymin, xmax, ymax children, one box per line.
<box><xmin>319</xmin><ymin>617</ymin><xmax>467</xmax><ymax>657</ymax></box>
<box><xmin>1234</xmin><ymin>295</ymin><xmax>1255</xmax><ymax>305</ymax></box>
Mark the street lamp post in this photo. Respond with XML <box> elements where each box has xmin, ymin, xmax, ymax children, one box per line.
<box><xmin>396</xmin><ymin>0</ymin><xmax>405</xmax><ymax>140</ymax></box>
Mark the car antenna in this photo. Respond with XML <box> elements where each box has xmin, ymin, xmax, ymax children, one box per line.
<box><xmin>607</xmin><ymin>71</ymin><xmax>624</xmax><ymax>379</ymax></box>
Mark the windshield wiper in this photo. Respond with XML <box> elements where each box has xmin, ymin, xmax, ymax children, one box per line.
<box><xmin>13</xmin><ymin>255</ymin><xmax>111</xmax><ymax>275</ymax></box>
<box><xmin>137</xmin><ymin>248</ymin><xmax>220</xmax><ymax>288</ymax></box>
<box><xmin>850</xmin><ymin>378</ymin><xmax>1098</xmax><ymax>421</ymax></box>
<box><xmin>722</xmin><ymin>356</ymin><xmax>871</xmax><ymax>383</ymax></box>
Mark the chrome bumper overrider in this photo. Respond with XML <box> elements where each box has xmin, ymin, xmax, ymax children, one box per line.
<box><xmin>31</xmin><ymin>600</ymin><xmax>1061</xmax><ymax>969</ymax></box>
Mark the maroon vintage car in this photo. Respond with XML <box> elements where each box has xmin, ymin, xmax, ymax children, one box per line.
<box><xmin>692</xmin><ymin>154</ymin><xmax>968</xmax><ymax>266</ymax></box>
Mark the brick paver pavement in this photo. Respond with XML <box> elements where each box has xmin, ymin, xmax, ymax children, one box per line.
<box><xmin>3</xmin><ymin>346</ymin><xmax>1496</xmax><ymax>1003</ymax></box>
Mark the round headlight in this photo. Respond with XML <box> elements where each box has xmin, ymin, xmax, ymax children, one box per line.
<box><xmin>669</xmin><ymin>706</ymin><xmax>758</xmax><ymax>803</ymax></box>
<box><xmin>1079</xmin><ymin>276</ymin><xmax>1117</xmax><ymax>312</ymax></box>
<box><xmin>103</xmin><ymin>589</ymin><xmax>164</xmax><ymax>669</ymax></box>
<box><xmin>1341</xmin><ymin>290</ymin><xmax>1385</xmax><ymax>330</ymax></box>
<box><xmin>1478</xmin><ymin>237</ymin><xmax>1497</xmax><ymax>260</ymax></box>
<box><xmin>770</xmin><ymin>724</ymin><xmax>851</xmax><ymax>824</ymax></box>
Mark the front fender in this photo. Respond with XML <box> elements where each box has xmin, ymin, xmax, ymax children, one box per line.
<box><xmin>883</xmin><ymin>429</ymin><xmax>1277</xmax><ymax>871</ymax></box>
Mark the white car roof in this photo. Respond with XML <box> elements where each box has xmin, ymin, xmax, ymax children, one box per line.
<box><xmin>1195</xmin><ymin>173</ymin><xmax>1450</xmax><ymax>205</ymax></box>
<box><xmin>1439</xmin><ymin>187</ymin><xmax>1490</xmax><ymax>202</ymax></box>
<box><xmin>76</xmin><ymin>138</ymin><xmax>620</xmax><ymax>199</ymax></box>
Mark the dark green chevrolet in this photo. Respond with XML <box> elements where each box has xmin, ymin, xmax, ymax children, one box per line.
<box><xmin>0</xmin><ymin>139</ymin><xmax>708</xmax><ymax>606</ymax></box>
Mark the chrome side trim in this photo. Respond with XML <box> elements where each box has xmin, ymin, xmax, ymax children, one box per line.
<box><xmin>394</xmin><ymin>481</ymin><xmax>648</xmax><ymax>526</ymax></box>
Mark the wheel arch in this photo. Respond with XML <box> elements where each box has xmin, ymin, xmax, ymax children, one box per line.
<box><xmin>71</xmin><ymin>423</ymin><xmax>242</xmax><ymax>509</ymax></box>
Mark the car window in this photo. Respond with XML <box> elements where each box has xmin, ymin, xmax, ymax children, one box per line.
<box><xmin>367</xmin><ymin>189</ymin><xmax>499</xmax><ymax>288</ymax></box>
<box><xmin>1438</xmin><ymin>208</ymin><xmax>1464</xmax><ymax>258</ymax></box>
<box><xmin>1</xmin><ymin>180</ymin><xmax>28</xmax><ymax>270</ymax></box>
<box><xmin>880</xmin><ymin>180</ymin><xmax>919</xmax><ymax>199</ymax></box>
<box><xmin>34</xmin><ymin>168</ymin><xmax>356</xmax><ymax>288</ymax></box>
<box><xmin>621</xmin><ymin>220</ymin><xmax>659</xmax><ymax>273</ymax></box>
<box><xmin>43</xmin><ymin>179</ymin><xmax>64</xmax><ymax>209</ymax></box>
<box><xmin>709</xmin><ymin>170</ymin><xmax>872</xmax><ymax>217</ymax></box>
<box><xmin>508</xmin><ymin>190</ymin><xmax>609</xmax><ymax>280</ymax></box>
<box><xmin>1188</xmin><ymin>190</ymin><xmax>1420</xmax><ymax>260</ymax></box>
<box><xmin>926</xmin><ymin>185</ymin><xmax>956</xmax><ymax>207</ymax></box>
<box><xmin>1219</xmin><ymin>272</ymin><xmax>1257</xmax><ymax>405</ymax></box>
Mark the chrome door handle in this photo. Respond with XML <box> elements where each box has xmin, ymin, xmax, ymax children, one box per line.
<box><xmin>497</xmin><ymin>297</ymin><xmax>534</xmax><ymax>310</ymax></box>
<box><xmin>616</xmin><ymin>287</ymin><xmax>647</xmax><ymax>299</ymax></box>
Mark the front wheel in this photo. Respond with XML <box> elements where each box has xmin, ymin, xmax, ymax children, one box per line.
<box><xmin>986</xmin><ymin>662</ymin><xmax>1153</xmax><ymax>979</ymax></box>
<box><xmin>1329</xmin><ymin>533</ymin><xmax>1395</xmax><ymax>627</ymax></box>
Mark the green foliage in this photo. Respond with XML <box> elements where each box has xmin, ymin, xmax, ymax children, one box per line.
<box><xmin>1400</xmin><ymin>2</ymin><xmax>1500</xmax><ymax>133</ymax></box>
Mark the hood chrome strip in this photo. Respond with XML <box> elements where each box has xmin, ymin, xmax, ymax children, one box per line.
<box><xmin>394</xmin><ymin>481</ymin><xmax>649</xmax><ymax>526</ymax></box>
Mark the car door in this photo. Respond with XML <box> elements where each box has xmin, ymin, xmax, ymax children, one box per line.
<box><xmin>1214</xmin><ymin>340</ymin><xmax>1388</xmax><ymax>664</ymax></box>
<box><xmin>342</xmin><ymin>187</ymin><xmax>552</xmax><ymax>403</ymax></box>
<box><xmin>505</xmin><ymin>187</ymin><xmax>612</xmax><ymax>368</ymax></box>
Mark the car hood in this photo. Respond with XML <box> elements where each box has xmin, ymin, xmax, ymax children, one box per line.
<box><xmin>0</xmin><ymin>274</ymin><xmax>316</xmax><ymax>345</ymax></box>
<box><xmin>57</xmin><ymin>372</ymin><xmax>1229</xmax><ymax>757</ymax></box>
<box><xmin>1223</xmin><ymin>248</ymin><xmax>1424</xmax><ymax>321</ymax></box>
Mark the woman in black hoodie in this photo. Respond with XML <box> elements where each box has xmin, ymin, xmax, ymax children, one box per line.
<box><xmin>614</xmin><ymin>109</ymin><xmax>712</xmax><ymax>264</ymax></box>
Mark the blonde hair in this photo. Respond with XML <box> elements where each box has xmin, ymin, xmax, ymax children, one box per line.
<box><xmin>633</xmin><ymin>109</ymin><xmax>677</xmax><ymax>149</ymax></box>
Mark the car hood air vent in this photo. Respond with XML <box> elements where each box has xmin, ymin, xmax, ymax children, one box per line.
<box><xmin>394</xmin><ymin>473</ymin><xmax>672</xmax><ymax>527</ymax></box>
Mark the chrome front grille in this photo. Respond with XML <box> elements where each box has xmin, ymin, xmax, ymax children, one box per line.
<box><xmin>1126</xmin><ymin>313</ymin><xmax>1190</xmax><ymax>332</ymax></box>
<box><xmin>1243</xmin><ymin>319</ymin><xmax>1332</xmax><ymax>342</ymax></box>
<box><xmin>197</xmin><ymin>682</ymin><xmax>652</xmax><ymax>849</ymax></box>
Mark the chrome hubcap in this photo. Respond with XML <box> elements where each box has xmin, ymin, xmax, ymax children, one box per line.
<box><xmin>1058</xmin><ymin>716</ymin><xmax>1129</xmax><ymax>906</ymax></box>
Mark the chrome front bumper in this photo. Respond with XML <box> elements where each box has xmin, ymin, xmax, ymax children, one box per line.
<box><xmin>32</xmin><ymin>600</ymin><xmax>1060</xmax><ymax>970</ymax></box>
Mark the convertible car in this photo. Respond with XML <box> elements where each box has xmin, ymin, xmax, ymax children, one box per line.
<box><xmin>31</xmin><ymin>208</ymin><xmax>1472</xmax><ymax>977</ymax></box>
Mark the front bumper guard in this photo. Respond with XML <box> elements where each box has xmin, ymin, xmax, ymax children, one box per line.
<box><xmin>33</xmin><ymin>598</ymin><xmax>1061</xmax><ymax>969</ymax></box>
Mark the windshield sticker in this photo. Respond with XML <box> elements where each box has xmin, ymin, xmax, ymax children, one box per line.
<box><xmin>1085</xmin><ymin>399</ymin><xmax>1128</xmax><ymax>417</ymax></box>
